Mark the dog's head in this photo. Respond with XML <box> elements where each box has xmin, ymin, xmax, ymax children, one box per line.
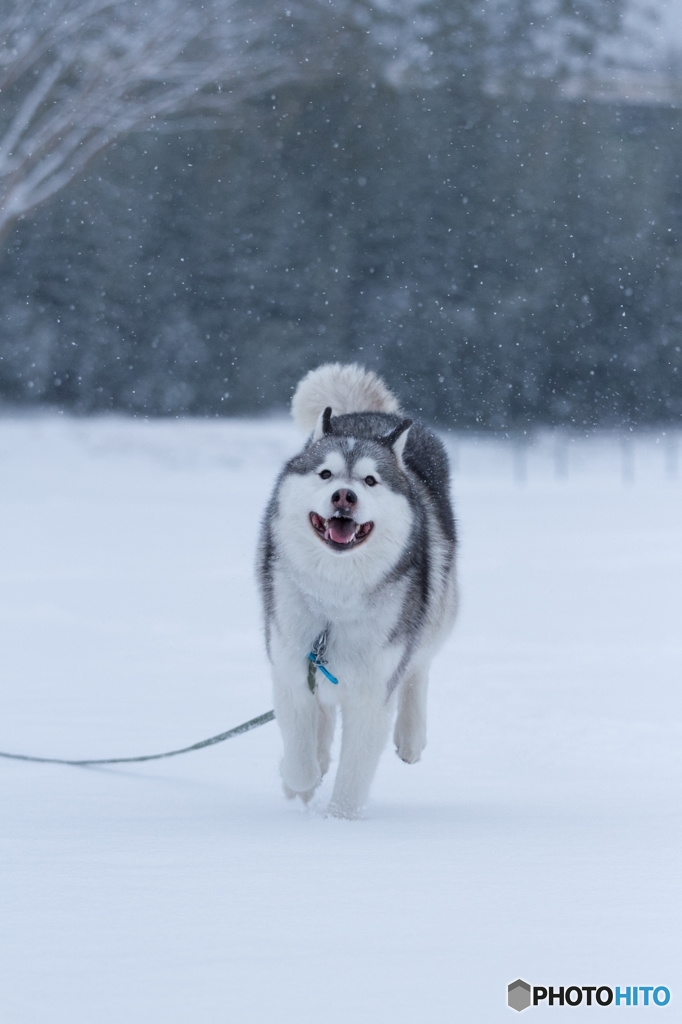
<box><xmin>277</xmin><ymin>408</ymin><xmax>414</xmax><ymax>561</ymax></box>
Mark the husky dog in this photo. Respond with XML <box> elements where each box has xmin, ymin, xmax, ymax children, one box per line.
<box><xmin>258</xmin><ymin>364</ymin><xmax>457</xmax><ymax>818</ymax></box>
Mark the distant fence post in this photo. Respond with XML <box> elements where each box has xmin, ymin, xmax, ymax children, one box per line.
<box><xmin>513</xmin><ymin>434</ymin><xmax>528</xmax><ymax>484</ymax></box>
<box><xmin>620</xmin><ymin>435</ymin><xmax>635</xmax><ymax>484</ymax></box>
<box><xmin>665</xmin><ymin>434</ymin><xmax>678</xmax><ymax>480</ymax></box>
<box><xmin>553</xmin><ymin>433</ymin><xmax>569</xmax><ymax>479</ymax></box>
<box><xmin>449</xmin><ymin>437</ymin><xmax>459</xmax><ymax>477</ymax></box>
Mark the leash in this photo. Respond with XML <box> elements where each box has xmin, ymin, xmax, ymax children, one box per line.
<box><xmin>0</xmin><ymin>710</ymin><xmax>275</xmax><ymax>766</ymax></box>
<box><xmin>1</xmin><ymin>636</ymin><xmax>339</xmax><ymax>768</ymax></box>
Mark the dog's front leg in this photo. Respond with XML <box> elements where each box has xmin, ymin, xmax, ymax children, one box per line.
<box><xmin>317</xmin><ymin>702</ymin><xmax>336</xmax><ymax>778</ymax></box>
<box><xmin>272</xmin><ymin>658</ymin><xmax>321</xmax><ymax>798</ymax></box>
<box><xmin>328</xmin><ymin>693</ymin><xmax>393</xmax><ymax>819</ymax></box>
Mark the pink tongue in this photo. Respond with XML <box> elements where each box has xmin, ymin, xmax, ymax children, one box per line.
<box><xmin>327</xmin><ymin>519</ymin><xmax>356</xmax><ymax>544</ymax></box>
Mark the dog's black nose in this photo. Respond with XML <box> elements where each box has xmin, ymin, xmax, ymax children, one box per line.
<box><xmin>332</xmin><ymin>488</ymin><xmax>357</xmax><ymax>509</ymax></box>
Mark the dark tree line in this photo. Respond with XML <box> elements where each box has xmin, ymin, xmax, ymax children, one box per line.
<box><xmin>2</xmin><ymin>0</ymin><xmax>680</xmax><ymax>427</ymax></box>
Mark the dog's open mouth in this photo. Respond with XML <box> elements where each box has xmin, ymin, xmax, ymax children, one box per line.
<box><xmin>309</xmin><ymin>512</ymin><xmax>373</xmax><ymax>550</ymax></box>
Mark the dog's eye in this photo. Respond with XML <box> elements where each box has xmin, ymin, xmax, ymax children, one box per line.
<box><xmin>319</xmin><ymin>469</ymin><xmax>332</xmax><ymax>480</ymax></box>
<box><xmin>364</xmin><ymin>475</ymin><xmax>377</xmax><ymax>487</ymax></box>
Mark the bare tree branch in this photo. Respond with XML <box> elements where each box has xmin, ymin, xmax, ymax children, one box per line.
<box><xmin>0</xmin><ymin>0</ymin><xmax>329</xmax><ymax>241</ymax></box>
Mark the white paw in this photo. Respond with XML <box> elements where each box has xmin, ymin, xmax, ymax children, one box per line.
<box><xmin>280</xmin><ymin>759</ymin><xmax>321</xmax><ymax>798</ymax></box>
<box><xmin>327</xmin><ymin>800</ymin><xmax>362</xmax><ymax>820</ymax></box>
<box><xmin>394</xmin><ymin>729</ymin><xmax>426</xmax><ymax>764</ymax></box>
<box><xmin>282</xmin><ymin>780</ymin><xmax>317</xmax><ymax>805</ymax></box>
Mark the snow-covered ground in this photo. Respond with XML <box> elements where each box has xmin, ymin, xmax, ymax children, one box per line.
<box><xmin>1</xmin><ymin>416</ymin><xmax>680</xmax><ymax>1023</ymax></box>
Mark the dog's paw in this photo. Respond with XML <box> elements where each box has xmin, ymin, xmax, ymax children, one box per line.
<box><xmin>283</xmin><ymin>779</ymin><xmax>318</xmax><ymax>805</ymax></box>
<box><xmin>394</xmin><ymin>732</ymin><xmax>425</xmax><ymax>764</ymax></box>
<box><xmin>395</xmin><ymin>746</ymin><xmax>421</xmax><ymax>764</ymax></box>
<box><xmin>280</xmin><ymin>759</ymin><xmax>322</xmax><ymax>802</ymax></box>
<box><xmin>393</xmin><ymin>724</ymin><xmax>426</xmax><ymax>764</ymax></box>
<box><xmin>326</xmin><ymin>800</ymin><xmax>362</xmax><ymax>820</ymax></box>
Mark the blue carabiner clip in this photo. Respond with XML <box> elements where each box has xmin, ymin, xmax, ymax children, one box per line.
<box><xmin>307</xmin><ymin>651</ymin><xmax>339</xmax><ymax>685</ymax></box>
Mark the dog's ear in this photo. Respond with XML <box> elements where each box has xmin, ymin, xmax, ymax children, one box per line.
<box><xmin>382</xmin><ymin>418</ymin><xmax>412</xmax><ymax>469</ymax></box>
<box><xmin>312</xmin><ymin>406</ymin><xmax>333</xmax><ymax>441</ymax></box>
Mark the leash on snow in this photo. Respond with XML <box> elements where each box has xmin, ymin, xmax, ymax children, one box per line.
<box><xmin>0</xmin><ymin>711</ymin><xmax>275</xmax><ymax>767</ymax></box>
<box><xmin>0</xmin><ymin>632</ymin><xmax>340</xmax><ymax>768</ymax></box>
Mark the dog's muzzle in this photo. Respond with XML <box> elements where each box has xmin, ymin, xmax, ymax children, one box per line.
<box><xmin>309</xmin><ymin>511</ymin><xmax>373</xmax><ymax>551</ymax></box>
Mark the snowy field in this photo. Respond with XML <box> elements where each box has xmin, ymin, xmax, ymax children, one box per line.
<box><xmin>1</xmin><ymin>415</ymin><xmax>680</xmax><ymax>1023</ymax></box>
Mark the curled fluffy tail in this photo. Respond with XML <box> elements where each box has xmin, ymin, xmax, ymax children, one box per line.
<box><xmin>291</xmin><ymin>363</ymin><xmax>401</xmax><ymax>433</ymax></box>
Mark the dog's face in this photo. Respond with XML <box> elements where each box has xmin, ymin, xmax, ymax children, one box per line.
<box><xmin>276</xmin><ymin>426</ymin><xmax>414</xmax><ymax>566</ymax></box>
<box><xmin>308</xmin><ymin>446</ymin><xmax>391</xmax><ymax>553</ymax></box>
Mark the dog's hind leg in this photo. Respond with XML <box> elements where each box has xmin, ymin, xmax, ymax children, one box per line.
<box><xmin>328</xmin><ymin>695</ymin><xmax>393</xmax><ymax>818</ymax></box>
<box><xmin>393</xmin><ymin>666</ymin><xmax>429</xmax><ymax>764</ymax></box>
<box><xmin>317</xmin><ymin>703</ymin><xmax>336</xmax><ymax>778</ymax></box>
